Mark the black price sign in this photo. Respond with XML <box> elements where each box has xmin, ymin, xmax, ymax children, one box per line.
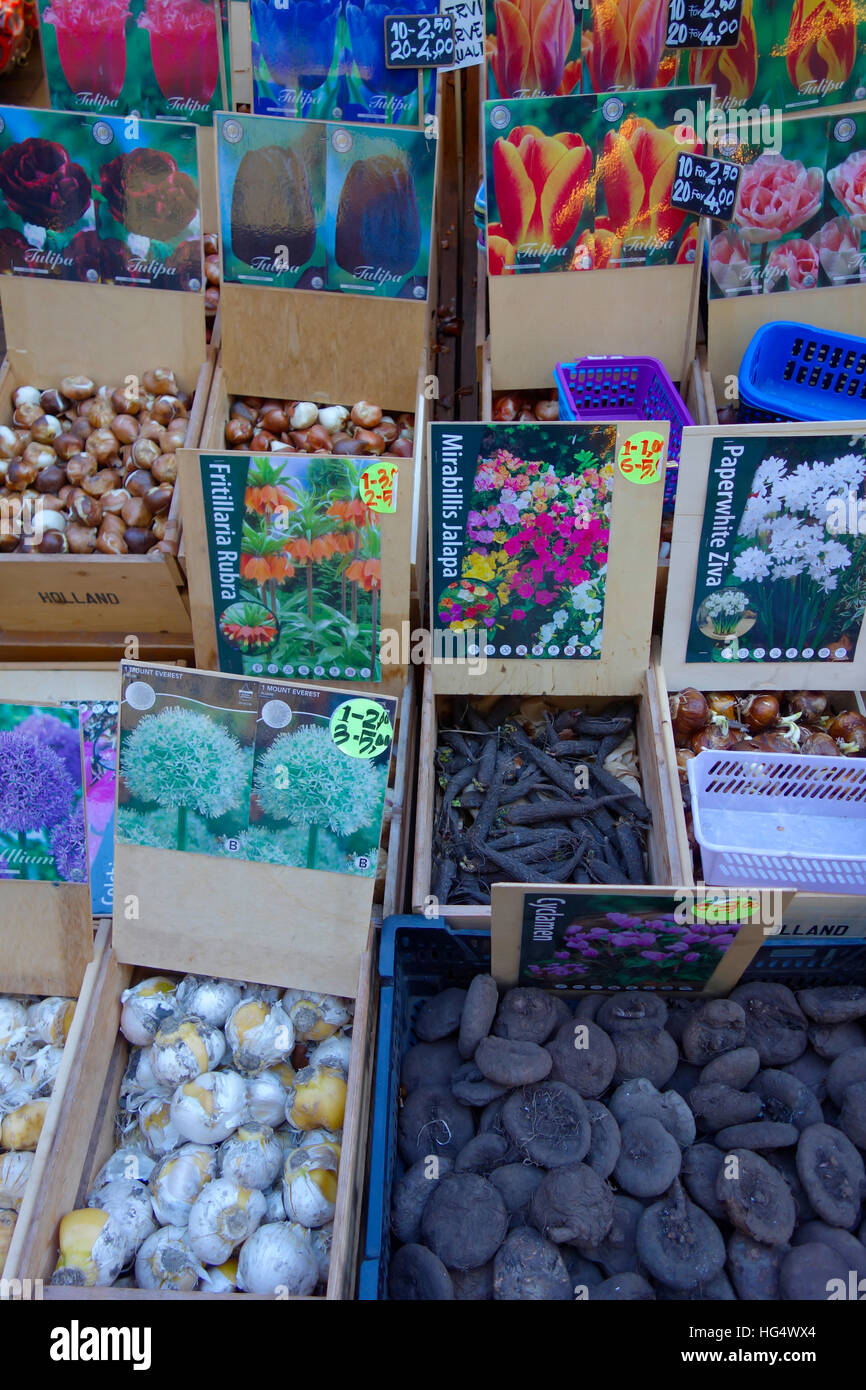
<box><xmin>385</xmin><ymin>13</ymin><xmax>456</xmax><ymax>67</ymax></box>
<box><xmin>665</xmin><ymin>0</ymin><xmax>742</xmax><ymax>48</ymax></box>
<box><xmin>670</xmin><ymin>151</ymin><xmax>741</xmax><ymax>221</ymax></box>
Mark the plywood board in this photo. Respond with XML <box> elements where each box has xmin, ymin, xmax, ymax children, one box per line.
<box><xmin>0</xmin><ymin>668</ymin><xmax>120</xmax><ymax>703</ymax></box>
<box><xmin>491</xmin><ymin>883</ymin><xmax>782</xmax><ymax>996</ymax></box>
<box><xmin>662</xmin><ymin>423</ymin><xmax>866</xmax><ymax>691</ymax></box>
<box><xmin>0</xmin><ymin>880</ymin><xmax>93</xmax><ymax>997</ymax></box>
<box><xmin>707</xmin><ymin>284</ymin><xmax>866</xmax><ymax>405</ymax></box>
<box><xmin>219</xmin><ymin>282</ymin><xmax>428</xmax><ymax>411</ymax></box>
<box><xmin>489</xmin><ymin>255</ymin><xmax>701</xmax><ymax>392</ymax></box>
<box><xmin>429</xmin><ymin>420</ymin><xmax>667</xmax><ymax>697</ymax></box>
<box><xmin>197</xmin><ymin>123</ymin><xmax>218</xmax><ymax>235</ymax></box>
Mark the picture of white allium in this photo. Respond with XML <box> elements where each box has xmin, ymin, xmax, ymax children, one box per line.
<box><xmin>254</xmin><ymin>726</ymin><xmax>383</xmax><ymax>839</ymax></box>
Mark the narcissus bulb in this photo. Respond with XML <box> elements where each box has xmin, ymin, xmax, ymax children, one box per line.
<box><xmin>308</xmin><ymin>1032</ymin><xmax>352</xmax><ymax>1075</ymax></box>
<box><xmin>92</xmin><ymin>1148</ymin><xmax>155</xmax><ymax>1189</ymax></box>
<box><xmin>245</xmin><ymin>1069</ymin><xmax>289</xmax><ymax>1128</ymax></box>
<box><xmin>0</xmin><ymin>1208</ymin><xmax>16</xmax><ymax>1267</ymax></box>
<box><xmin>149</xmin><ymin>1016</ymin><xmax>226</xmax><ymax>1089</ymax></box>
<box><xmin>87</xmin><ymin>1179</ymin><xmax>156</xmax><ymax>1262</ymax></box>
<box><xmin>175</xmin><ymin>976</ymin><xmax>243</xmax><ymax>1028</ymax></box>
<box><xmin>1</xmin><ymin>1099</ymin><xmax>49</xmax><ymax>1150</ymax></box>
<box><xmin>309</xmin><ymin>1221</ymin><xmax>333</xmax><ymax>1287</ymax></box>
<box><xmin>29</xmin><ymin>1045</ymin><xmax>65</xmax><ymax>1095</ymax></box>
<box><xmin>171</xmin><ymin>1070</ymin><xmax>247</xmax><ymax>1144</ymax></box>
<box><xmin>26</xmin><ymin>996</ymin><xmax>75</xmax><ymax>1046</ymax></box>
<box><xmin>121</xmin><ymin>1046</ymin><xmax>164</xmax><ymax>1099</ymax></box>
<box><xmin>286</xmin><ymin>1065</ymin><xmax>347</xmax><ymax>1133</ymax></box>
<box><xmin>52</xmin><ymin>1208</ymin><xmax>127</xmax><ymax>1287</ymax></box>
<box><xmin>199</xmin><ymin>1257</ymin><xmax>238</xmax><ymax>1292</ymax></box>
<box><xmin>0</xmin><ymin>1151</ymin><xmax>34</xmax><ymax>1210</ymax></box>
<box><xmin>225</xmin><ymin>999</ymin><xmax>294</xmax><ymax>1076</ymax></box>
<box><xmin>135</xmin><ymin>1225</ymin><xmax>202</xmax><ymax>1291</ymax></box>
<box><xmin>282</xmin><ymin>991</ymin><xmax>352</xmax><ymax>1042</ymax></box>
<box><xmin>149</xmin><ymin>1144</ymin><xmax>217</xmax><ymax>1226</ymax></box>
<box><xmin>187</xmin><ymin>1177</ymin><xmax>266</xmax><ymax>1265</ymax></box>
<box><xmin>120</xmin><ymin>978</ymin><xmax>177</xmax><ymax>1045</ymax></box>
<box><xmin>219</xmin><ymin>1124</ymin><xmax>282</xmax><ymax>1190</ymax></box>
<box><xmin>282</xmin><ymin>1140</ymin><xmax>340</xmax><ymax>1228</ymax></box>
<box><xmin>138</xmin><ymin>1097</ymin><xmax>184</xmax><ymax>1157</ymax></box>
<box><xmin>236</xmin><ymin>1221</ymin><xmax>318</xmax><ymax>1296</ymax></box>
<box><xmin>0</xmin><ymin>999</ymin><xmax>27</xmax><ymax>1049</ymax></box>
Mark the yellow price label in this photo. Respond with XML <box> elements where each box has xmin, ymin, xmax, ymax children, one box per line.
<box><xmin>617</xmin><ymin>430</ymin><xmax>666</xmax><ymax>485</ymax></box>
<box><xmin>359</xmin><ymin>463</ymin><xmax>398</xmax><ymax>513</ymax></box>
<box><xmin>329</xmin><ymin>698</ymin><xmax>393</xmax><ymax>759</ymax></box>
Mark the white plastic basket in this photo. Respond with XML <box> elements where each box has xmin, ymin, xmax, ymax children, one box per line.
<box><xmin>687</xmin><ymin>750</ymin><xmax>866</xmax><ymax>893</ymax></box>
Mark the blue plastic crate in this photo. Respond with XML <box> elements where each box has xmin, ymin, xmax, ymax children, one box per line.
<box><xmin>360</xmin><ymin>915</ymin><xmax>490</xmax><ymax>1301</ymax></box>
<box><xmin>737</xmin><ymin>321</ymin><xmax>866</xmax><ymax>423</ymax></box>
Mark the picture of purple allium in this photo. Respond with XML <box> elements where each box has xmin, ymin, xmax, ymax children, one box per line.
<box><xmin>50</xmin><ymin>806</ymin><xmax>87</xmax><ymax>882</ymax></box>
<box><xmin>16</xmin><ymin>712</ymin><xmax>82</xmax><ymax>786</ymax></box>
<box><xmin>0</xmin><ymin>857</ymin><xmax>12</xmax><ymax>879</ymax></box>
<box><xmin>0</xmin><ymin>731</ymin><xmax>76</xmax><ymax>833</ymax></box>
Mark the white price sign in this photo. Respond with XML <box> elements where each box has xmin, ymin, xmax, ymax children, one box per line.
<box><xmin>439</xmin><ymin>0</ymin><xmax>485</xmax><ymax>70</ymax></box>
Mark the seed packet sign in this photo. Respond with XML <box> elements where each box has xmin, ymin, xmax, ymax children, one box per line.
<box><xmin>197</xmin><ymin>452</ymin><xmax>384</xmax><ymax>682</ymax></box>
<box><xmin>80</xmin><ymin>701</ymin><xmax>118</xmax><ymax>915</ymax></box>
<box><xmin>0</xmin><ymin>702</ymin><xmax>86</xmax><ymax>885</ymax></box>
<box><xmin>116</xmin><ymin>663</ymin><xmax>395</xmax><ymax>877</ymax></box>
<box><xmin>664</xmin><ymin>0</ymin><xmax>743</xmax><ymax>50</ymax></box>
<box><xmin>490</xmin><ymin>885</ymin><xmax>773</xmax><ymax>994</ymax></box>
<box><xmin>0</xmin><ymin>106</ymin><xmax>202</xmax><ymax>290</ymax></box>
<box><xmin>36</xmin><ymin>0</ymin><xmax>225</xmax><ymax>126</ymax></box>
<box><xmin>663</xmin><ymin>423</ymin><xmax>866</xmax><ymax>692</ymax></box>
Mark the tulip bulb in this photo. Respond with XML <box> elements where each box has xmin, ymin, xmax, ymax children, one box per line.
<box><xmin>236</xmin><ymin>1222</ymin><xmax>318</xmax><ymax>1296</ymax></box>
<box><xmin>171</xmin><ymin>1070</ymin><xmax>248</xmax><ymax>1145</ymax></box>
<box><xmin>135</xmin><ymin>1225</ymin><xmax>202</xmax><ymax>1291</ymax></box>
<box><xmin>225</xmin><ymin>1000</ymin><xmax>294</xmax><ymax>1076</ymax></box>
<box><xmin>1</xmin><ymin>1099</ymin><xmax>49</xmax><ymax>1151</ymax></box>
<box><xmin>27</xmin><ymin>996</ymin><xmax>76</xmax><ymax>1046</ymax></box>
<box><xmin>245</xmin><ymin>1069</ymin><xmax>290</xmax><ymax>1128</ymax></box>
<box><xmin>187</xmin><ymin>1178</ymin><xmax>267</xmax><ymax>1265</ymax></box>
<box><xmin>219</xmin><ymin>1124</ymin><xmax>282</xmax><ymax>1190</ymax></box>
<box><xmin>286</xmin><ymin>1065</ymin><xmax>347</xmax><ymax>1133</ymax></box>
<box><xmin>175</xmin><ymin>976</ymin><xmax>243</xmax><ymax>1029</ymax></box>
<box><xmin>120</xmin><ymin>978</ymin><xmax>178</xmax><ymax>1045</ymax></box>
<box><xmin>149</xmin><ymin>1143</ymin><xmax>218</xmax><ymax>1226</ymax></box>
<box><xmin>282</xmin><ymin>1140</ymin><xmax>340</xmax><ymax>1228</ymax></box>
<box><xmin>87</xmin><ymin>1179</ymin><xmax>156</xmax><ymax>1261</ymax></box>
<box><xmin>149</xmin><ymin>1017</ymin><xmax>226</xmax><ymax>1089</ymax></box>
<box><xmin>53</xmin><ymin>1209</ymin><xmax>127</xmax><ymax>1287</ymax></box>
<box><xmin>0</xmin><ymin>1151</ymin><xmax>34</xmax><ymax>1210</ymax></box>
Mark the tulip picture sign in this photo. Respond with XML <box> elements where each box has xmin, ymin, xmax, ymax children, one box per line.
<box><xmin>0</xmin><ymin>105</ymin><xmax>202</xmax><ymax>290</ymax></box>
<box><xmin>664</xmin><ymin>0</ymin><xmax>743</xmax><ymax>50</ymax></box>
<box><xmin>36</xmin><ymin>0</ymin><xmax>225</xmax><ymax>126</ymax></box>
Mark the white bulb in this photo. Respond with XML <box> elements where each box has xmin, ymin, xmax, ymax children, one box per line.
<box><xmin>219</xmin><ymin>1125</ymin><xmax>282</xmax><ymax>1190</ymax></box>
<box><xmin>135</xmin><ymin>1226</ymin><xmax>202</xmax><ymax>1291</ymax></box>
<box><xmin>150</xmin><ymin>1143</ymin><xmax>218</xmax><ymax>1226</ymax></box>
<box><xmin>87</xmin><ymin>1179</ymin><xmax>156</xmax><ymax>1262</ymax></box>
<box><xmin>236</xmin><ymin>1222</ymin><xmax>318</xmax><ymax>1296</ymax></box>
<box><xmin>187</xmin><ymin>1178</ymin><xmax>266</xmax><ymax>1265</ymax></box>
<box><xmin>171</xmin><ymin>1070</ymin><xmax>247</xmax><ymax>1145</ymax></box>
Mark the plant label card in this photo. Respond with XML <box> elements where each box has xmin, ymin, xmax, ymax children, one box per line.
<box><xmin>670</xmin><ymin>150</ymin><xmax>741</xmax><ymax>222</ymax></box>
<box><xmin>249</xmin><ymin>0</ymin><xmax>436</xmax><ymax>127</ymax></box>
<box><xmin>36</xmin><ymin>0</ymin><xmax>225</xmax><ymax>125</ymax></box>
<box><xmin>79</xmin><ymin>700</ymin><xmax>119</xmax><ymax>916</ymax></box>
<box><xmin>116</xmin><ymin>661</ymin><xmax>395</xmax><ymax>878</ymax></box>
<box><xmin>194</xmin><ymin>452</ymin><xmax>384</xmax><ymax>682</ymax></box>
<box><xmin>0</xmin><ymin>106</ymin><xmax>202</xmax><ymax>290</ymax></box>
<box><xmin>662</xmin><ymin>423</ymin><xmax>866</xmax><ymax>691</ymax></box>
<box><xmin>428</xmin><ymin>420</ymin><xmax>665</xmax><ymax>695</ymax></box>
<box><xmin>0</xmin><ymin>702</ymin><xmax>86</xmax><ymax>884</ymax></box>
<box><xmin>491</xmin><ymin>885</ymin><xmax>778</xmax><ymax>995</ymax></box>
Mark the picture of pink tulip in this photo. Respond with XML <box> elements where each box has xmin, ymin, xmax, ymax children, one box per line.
<box><xmin>810</xmin><ymin>215</ymin><xmax>864</xmax><ymax>283</ymax></box>
<box><xmin>765</xmin><ymin>238</ymin><xmax>820</xmax><ymax>291</ymax></box>
<box><xmin>827</xmin><ymin>149</ymin><xmax>866</xmax><ymax>231</ymax></box>
<box><xmin>709</xmin><ymin>228</ymin><xmax>755</xmax><ymax>296</ymax></box>
<box><xmin>734</xmin><ymin>153</ymin><xmax>823</xmax><ymax>245</ymax></box>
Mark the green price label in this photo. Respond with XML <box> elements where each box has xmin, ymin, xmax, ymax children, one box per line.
<box><xmin>329</xmin><ymin>698</ymin><xmax>393</xmax><ymax>759</ymax></box>
<box><xmin>693</xmin><ymin>895</ymin><xmax>757</xmax><ymax>923</ymax></box>
<box><xmin>617</xmin><ymin>430</ymin><xmax>666</xmax><ymax>484</ymax></box>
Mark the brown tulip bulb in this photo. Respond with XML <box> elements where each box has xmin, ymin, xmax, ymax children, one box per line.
<box><xmin>70</xmin><ymin>418</ymin><xmax>92</xmax><ymax>443</ymax></box>
<box><xmin>6</xmin><ymin>459</ymin><xmax>38</xmax><ymax>489</ymax></box>
<box><xmin>96</xmin><ymin>530</ymin><xmax>128</xmax><ymax>555</ymax></box>
<box><xmin>111</xmin><ymin>387</ymin><xmax>142</xmax><ymax>415</ymax></box>
<box><xmin>65</xmin><ymin>452</ymin><xmax>98</xmax><ymax>485</ymax></box>
<box><xmin>145</xmin><ymin>485</ymin><xmax>173</xmax><ymax>515</ymax></box>
<box><xmin>60</xmin><ymin>375</ymin><xmax>95</xmax><ymax>401</ymax></box>
<box><xmin>100</xmin><ymin>512</ymin><xmax>126</xmax><ymax>535</ymax></box>
<box><xmin>534</xmin><ymin>399</ymin><xmax>559</xmax><ymax>421</ymax></box>
<box><xmin>13</xmin><ymin>402</ymin><xmax>41</xmax><ymax>429</ymax></box>
<box><xmin>65</xmin><ymin>522</ymin><xmax>97</xmax><ymax>553</ymax></box>
<box><xmin>151</xmin><ymin>395</ymin><xmax>181</xmax><ymax>425</ymax></box>
<box><xmin>290</xmin><ymin>431</ymin><xmax>310</xmax><ymax>450</ymax></box>
<box><xmin>260</xmin><ymin>408</ymin><xmax>289</xmax><ymax>434</ymax></box>
<box><xmin>87</xmin><ymin>429</ymin><xmax>118</xmax><ymax>463</ymax></box>
<box><xmin>139</xmin><ymin>420</ymin><xmax>164</xmax><ymax>443</ymax></box>
<box><xmin>83</xmin><ymin>469</ymin><xmax>120</xmax><ymax>498</ymax></box>
<box><xmin>225</xmin><ymin>418</ymin><xmax>253</xmax><ymax>447</ymax></box>
<box><xmin>124</xmin><ymin>527</ymin><xmax>154</xmax><ymax>554</ymax></box>
<box><xmin>377</xmin><ymin>416</ymin><xmax>399</xmax><ymax>444</ymax></box>
<box><xmin>22</xmin><ymin>442</ymin><xmax>57</xmax><ymax>471</ymax></box>
<box><xmin>102</xmin><ymin>488</ymin><xmax>131</xmax><ymax>515</ymax></box>
<box><xmin>204</xmin><ymin>254</ymin><xmax>220</xmax><ymax>286</ymax></box>
<box><xmin>87</xmin><ymin>399</ymin><xmax>116</xmax><ymax>430</ymax></box>
<box><xmin>111</xmin><ymin>414</ymin><xmax>139</xmax><ymax>445</ymax></box>
<box><xmin>35</xmin><ymin>465</ymin><xmax>68</xmax><ymax>495</ymax></box>
<box><xmin>355</xmin><ymin>430</ymin><xmax>386</xmax><ymax>455</ymax></box>
<box><xmin>125</xmin><ymin>469</ymin><xmax>153</xmax><ymax>498</ymax></box>
<box><xmin>305</xmin><ymin>425</ymin><xmax>333</xmax><ymax>452</ymax></box>
<box><xmin>333</xmin><ymin>439</ymin><xmax>363</xmax><ymax>456</ymax></box>
<box><xmin>389</xmin><ymin>438</ymin><xmax>413</xmax><ymax>458</ymax></box>
<box><xmin>73</xmin><ymin>494</ymin><xmax>103</xmax><ymax>527</ymax></box>
<box><xmin>40</xmin><ymin>390</ymin><xmax>69</xmax><ymax>415</ymax></box>
<box><xmin>492</xmin><ymin>395</ymin><xmax>518</xmax><ymax>422</ymax></box>
<box><xmin>231</xmin><ymin>401</ymin><xmax>258</xmax><ymax>425</ymax></box>
<box><xmin>351</xmin><ymin>401</ymin><xmax>382</xmax><ymax>430</ymax></box>
<box><xmin>152</xmin><ymin>455</ymin><xmax>177</xmax><ymax>484</ymax></box>
<box><xmin>204</xmin><ymin>287</ymin><xmax>220</xmax><ymax>314</ymax></box>
<box><xmin>142</xmin><ymin>368</ymin><xmax>178</xmax><ymax>396</ymax></box>
<box><xmin>53</xmin><ymin>431</ymin><xmax>81</xmax><ymax>461</ymax></box>
<box><xmin>31</xmin><ymin>414</ymin><xmax>62</xmax><ymax>444</ymax></box>
<box><xmin>38</xmin><ymin>531</ymin><xmax>68</xmax><ymax>553</ymax></box>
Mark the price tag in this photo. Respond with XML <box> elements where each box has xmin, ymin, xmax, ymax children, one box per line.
<box><xmin>618</xmin><ymin>431</ymin><xmax>666</xmax><ymax>485</ymax></box>
<box><xmin>670</xmin><ymin>151</ymin><xmax>741</xmax><ymax>222</ymax></box>
<box><xmin>329</xmin><ymin>698</ymin><xmax>394</xmax><ymax>759</ymax></box>
<box><xmin>384</xmin><ymin>12</ymin><xmax>456</xmax><ymax>67</ymax></box>
<box><xmin>664</xmin><ymin>0</ymin><xmax>742</xmax><ymax>48</ymax></box>
<box><xmin>359</xmin><ymin>462</ymin><xmax>398</xmax><ymax>513</ymax></box>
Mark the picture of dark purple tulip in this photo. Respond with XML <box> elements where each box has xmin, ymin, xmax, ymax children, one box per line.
<box><xmin>230</xmin><ymin>145</ymin><xmax>315</xmax><ymax>268</ymax></box>
<box><xmin>335</xmin><ymin>153</ymin><xmax>420</xmax><ymax>276</ymax></box>
<box><xmin>0</xmin><ymin>137</ymin><xmax>91</xmax><ymax>231</ymax></box>
<box><xmin>251</xmin><ymin>0</ymin><xmax>340</xmax><ymax>92</ymax></box>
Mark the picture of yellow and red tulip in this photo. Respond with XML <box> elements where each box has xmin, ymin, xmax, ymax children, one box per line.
<box><xmin>581</xmin><ymin>0</ymin><xmax>679</xmax><ymax>93</ymax></box>
<box><xmin>598</xmin><ymin>107</ymin><xmax>703</xmax><ymax>262</ymax></box>
<box><xmin>784</xmin><ymin>0</ymin><xmax>856</xmax><ymax>96</ymax></box>
<box><xmin>688</xmin><ymin>0</ymin><xmax>757</xmax><ymax>106</ymax></box>
<box><xmin>485</xmin><ymin>0</ymin><xmax>582</xmax><ymax>98</ymax></box>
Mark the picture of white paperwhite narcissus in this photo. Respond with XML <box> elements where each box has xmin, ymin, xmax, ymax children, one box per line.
<box><xmin>149</xmin><ymin>1143</ymin><xmax>218</xmax><ymax>1226</ymax></box>
<box><xmin>219</xmin><ymin>1124</ymin><xmax>282</xmax><ymax>1190</ymax></box>
<box><xmin>87</xmin><ymin>1179</ymin><xmax>157</xmax><ymax>1262</ymax></box>
<box><xmin>225</xmin><ymin>999</ymin><xmax>294</xmax><ymax>1076</ymax></box>
<box><xmin>236</xmin><ymin>1221</ymin><xmax>319</xmax><ymax>1296</ymax></box>
<box><xmin>171</xmin><ymin>1070</ymin><xmax>248</xmax><ymax>1145</ymax></box>
<box><xmin>282</xmin><ymin>1139</ymin><xmax>340</xmax><ymax>1228</ymax></box>
<box><xmin>135</xmin><ymin>1225</ymin><xmax>202</xmax><ymax>1292</ymax></box>
<box><xmin>52</xmin><ymin>1208</ymin><xmax>128</xmax><ymax>1287</ymax></box>
<box><xmin>121</xmin><ymin>706</ymin><xmax>251</xmax><ymax>852</ymax></box>
<box><xmin>149</xmin><ymin>1017</ymin><xmax>227</xmax><ymax>1089</ymax></box>
<box><xmin>703</xmin><ymin>590</ymin><xmax>750</xmax><ymax>619</ymax></box>
<box><xmin>187</xmin><ymin>1177</ymin><xmax>267</xmax><ymax>1265</ymax></box>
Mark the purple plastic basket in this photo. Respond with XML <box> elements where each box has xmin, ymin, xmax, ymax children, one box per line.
<box><xmin>555</xmin><ymin>355</ymin><xmax>693</xmax><ymax>511</ymax></box>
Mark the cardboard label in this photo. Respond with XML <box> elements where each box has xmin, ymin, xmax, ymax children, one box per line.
<box><xmin>618</xmin><ymin>431</ymin><xmax>666</xmax><ymax>484</ymax></box>
<box><xmin>439</xmin><ymin>0</ymin><xmax>484</xmax><ymax>72</ymax></box>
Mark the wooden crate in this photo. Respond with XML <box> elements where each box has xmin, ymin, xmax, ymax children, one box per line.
<box><xmin>7</xmin><ymin>925</ymin><xmax>378</xmax><ymax>1300</ymax></box>
<box><xmin>655</xmin><ymin>662</ymin><xmax>866</xmax><ymax>924</ymax></box>
<box><xmin>3</xmin><ymin>919</ymin><xmax>109</xmax><ymax>1280</ymax></box>
<box><xmin>0</xmin><ymin>280</ymin><xmax>211</xmax><ymax>655</ymax></box>
<box><xmin>411</xmin><ymin>658</ymin><xmax>687</xmax><ymax>928</ymax></box>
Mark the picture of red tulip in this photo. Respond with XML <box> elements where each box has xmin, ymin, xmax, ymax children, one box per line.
<box><xmin>138</xmin><ymin>0</ymin><xmax>219</xmax><ymax>106</ymax></box>
<box><xmin>688</xmin><ymin>0</ymin><xmax>757</xmax><ymax>104</ymax></box>
<box><xmin>602</xmin><ymin>117</ymin><xmax>700</xmax><ymax>246</ymax></box>
<box><xmin>41</xmin><ymin>0</ymin><xmax>130</xmax><ymax>101</ymax></box>
<box><xmin>571</xmin><ymin>225</ymin><xmax>622</xmax><ymax>270</ymax></box>
<box><xmin>489</xmin><ymin>124</ymin><xmax>592</xmax><ymax>271</ymax></box>
<box><xmin>487</xmin><ymin>0</ymin><xmax>581</xmax><ymax>98</ymax></box>
<box><xmin>785</xmin><ymin>0</ymin><xmax>856</xmax><ymax>94</ymax></box>
<box><xmin>583</xmin><ymin>0</ymin><xmax>675</xmax><ymax>93</ymax></box>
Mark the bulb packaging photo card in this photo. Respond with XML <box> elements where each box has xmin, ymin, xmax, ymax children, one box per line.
<box><xmin>685</xmin><ymin>432</ymin><xmax>866</xmax><ymax>667</ymax></box>
<box><xmin>484</xmin><ymin>86</ymin><xmax>710</xmax><ymax>278</ymax></box>
<box><xmin>37</xmin><ymin>0</ymin><xmax>225</xmax><ymax>125</ymax></box>
<box><xmin>198</xmin><ymin>451</ymin><xmax>383</xmax><ymax>682</ymax></box>
<box><xmin>217</xmin><ymin>110</ymin><xmax>436</xmax><ymax>300</ymax></box>
<box><xmin>79</xmin><ymin>700</ymin><xmax>118</xmax><ymax>916</ymax></box>
<box><xmin>430</xmin><ymin>422</ymin><xmax>616</xmax><ymax>662</ymax></box>
<box><xmin>249</xmin><ymin>0</ymin><xmax>436</xmax><ymax>127</ymax></box>
<box><xmin>0</xmin><ymin>702</ymin><xmax>86</xmax><ymax>885</ymax></box>
<box><xmin>0</xmin><ymin>105</ymin><xmax>202</xmax><ymax>290</ymax></box>
<box><xmin>116</xmin><ymin>662</ymin><xmax>396</xmax><ymax>876</ymax></box>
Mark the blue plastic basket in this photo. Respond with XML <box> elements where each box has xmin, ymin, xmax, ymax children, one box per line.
<box><xmin>359</xmin><ymin>915</ymin><xmax>490</xmax><ymax>1301</ymax></box>
<box><xmin>554</xmin><ymin>355</ymin><xmax>692</xmax><ymax>513</ymax></box>
<box><xmin>737</xmin><ymin>321</ymin><xmax>866</xmax><ymax>423</ymax></box>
